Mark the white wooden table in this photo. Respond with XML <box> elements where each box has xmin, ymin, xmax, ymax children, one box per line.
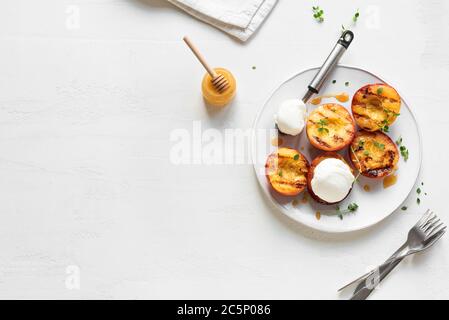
<box><xmin>0</xmin><ymin>0</ymin><xmax>448</xmax><ymax>299</ymax></box>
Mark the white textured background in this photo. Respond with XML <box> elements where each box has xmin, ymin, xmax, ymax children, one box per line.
<box><xmin>0</xmin><ymin>0</ymin><xmax>448</xmax><ymax>299</ymax></box>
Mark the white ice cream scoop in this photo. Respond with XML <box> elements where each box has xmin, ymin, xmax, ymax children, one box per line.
<box><xmin>274</xmin><ymin>99</ymin><xmax>307</xmax><ymax>136</ymax></box>
<box><xmin>311</xmin><ymin>158</ymin><xmax>355</xmax><ymax>203</ymax></box>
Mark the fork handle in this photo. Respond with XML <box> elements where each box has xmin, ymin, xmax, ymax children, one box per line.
<box><xmin>350</xmin><ymin>256</ymin><xmax>405</xmax><ymax>300</ymax></box>
<box><xmin>339</xmin><ymin>242</ymin><xmax>408</xmax><ymax>292</ymax></box>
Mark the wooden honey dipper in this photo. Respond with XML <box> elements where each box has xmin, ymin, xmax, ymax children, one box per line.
<box><xmin>183</xmin><ymin>36</ymin><xmax>230</xmax><ymax>93</ymax></box>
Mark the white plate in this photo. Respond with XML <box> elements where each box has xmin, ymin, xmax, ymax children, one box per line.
<box><xmin>252</xmin><ymin>65</ymin><xmax>422</xmax><ymax>233</ymax></box>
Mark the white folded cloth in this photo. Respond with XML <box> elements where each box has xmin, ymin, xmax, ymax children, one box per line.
<box><xmin>167</xmin><ymin>0</ymin><xmax>277</xmax><ymax>41</ymax></box>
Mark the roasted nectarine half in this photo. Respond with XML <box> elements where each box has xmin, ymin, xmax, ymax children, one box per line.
<box><xmin>265</xmin><ymin>147</ymin><xmax>309</xmax><ymax>196</ymax></box>
<box><xmin>351</xmin><ymin>83</ymin><xmax>401</xmax><ymax>132</ymax></box>
<box><xmin>349</xmin><ymin>130</ymin><xmax>399</xmax><ymax>179</ymax></box>
<box><xmin>306</xmin><ymin>103</ymin><xmax>355</xmax><ymax>152</ymax></box>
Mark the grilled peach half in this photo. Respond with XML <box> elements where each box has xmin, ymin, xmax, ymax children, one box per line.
<box><xmin>349</xmin><ymin>130</ymin><xmax>399</xmax><ymax>179</ymax></box>
<box><xmin>265</xmin><ymin>147</ymin><xmax>309</xmax><ymax>196</ymax></box>
<box><xmin>307</xmin><ymin>153</ymin><xmax>354</xmax><ymax>205</ymax></box>
<box><xmin>306</xmin><ymin>103</ymin><xmax>356</xmax><ymax>151</ymax></box>
<box><xmin>352</xmin><ymin>83</ymin><xmax>401</xmax><ymax>132</ymax></box>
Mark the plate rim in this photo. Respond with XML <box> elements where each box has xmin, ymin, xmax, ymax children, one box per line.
<box><xmin>251</xmin><ymin>64</ymin><xmax>423</xmax><ymax>233</ymax></box>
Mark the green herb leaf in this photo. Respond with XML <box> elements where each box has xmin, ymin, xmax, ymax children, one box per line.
<box><xmin>373</xmin><ymin>141</ymin><xmax>385</xmax><ymax>150</ymax></box>
<box><xmin>417</xmin><ymin>188</ymin><xmax>421</xmax><ymax>194</ymax></box>
<box><xmin>358</xmin><ymin>140</ymin><xmax>365</xmax><ymax>148</ymax></box>
<box><xmin>400</xmin><ymin>146</ymin><xmax>409</xmax><ymax>161</ymax></box>
<box><xmin>353</xmin><ymin>9</ymin><xmax>360</xmax><ymax>22</ymax></box>
<box><xmin>377</xmin><ymin>87</ymin><xmax>384</xmax><ymax>95</ymax></box>
<box><xmin>396</xmin><ymin>136</ymin><xmax>409</xmax><ymax>161</ymax></box>
<box><xmin>278</xmin><ymin>170</ymin><xmax>283</xmax><ymax>177</ymax></box>
<box><xmin>317</xmin><ymin>119</ymin><xmax>329</xmax><ymax>134</ymax></box>
<box><xmin>363</xmin><ymin>150</ymin><xmax>370</xmax><ymax>156</ymax></box>
<box><xmin>384</xmin><ymin>108</ymin><xmax>400</xmax><ymax>117</ymax></box>
<box><xmin>318</xmin><ymin>127</ymin><xmax>329</xmax><ymax>133</ymax></box>
<box><xmin>336</xmin><ymin>202</ymin><xmax>359</xmax><ymax>218</ymax></box>
<box><xmin>345</xmin><ymin>81</ymin><xmax>349</xmax><ymax>86</ymax></box>
<box><xmin>319</xmin><ymin>119</ymin><xmax>328</xmax><ymax>126</ymax></box>
<box><xmin>312</xmin><ymin>6</ymin><xmax>324</xmax><ymax>22</ymax></box>
<box><xmin>347</xmin><ymin>203</ymin><xmax>359</xmax><ymax>212</ymax></box>
<box><xmin>401</xmin><ymin>206</ymin><xmax>407</xmax><ymax>211</ymax></box>
<box><xmin>417</xmin><ymin>198</ymin><xmax>421</xmax><ymax>205</ymax></box>
<box><xmin>293</xmin><ymin>154</ymin><xmax>300</xmax><ymax>161</ymax></box>
<box><xmin>332</xmin><ymin>80</ymin><xmax>336</xmax><ymax>84</ymax></box>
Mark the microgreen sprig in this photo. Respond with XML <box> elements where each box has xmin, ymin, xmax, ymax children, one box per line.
<box><xmin>377</xmin><ymin>87</ymin><xmax>384</xmax><ymax>95</ymax></box>
<box><xmin>384</xmin><ymin>108</ymin><xmax>401</xmax><ymax>117</ymax></box>
<box><xmin>396</xmin><ymin>136</ymin><xmax>409</xmax><ymax>161</ymax></box>
<box><xmin>353</xmin><ymin>9</ymin><xmax>360</xmax><ymax>23</ymax></box>
<box><xmin>379</xmin><ymin>119</ymin><xmax>389</xmax><ymax>132</ymax></box>
<box><xmin>336</xmin><ymin>203</ymin><xmax>359</xmax><ymax>220</ymax></box>
<box><xmin>312</xmin><ymin>6</ymin><xmax>324</xmax><ymax>22</ymax></box>
<box><xmin>373</xmin><ymin>141</ymin><xmax>385</xmax><ymax>150</ymax></box>
<box><xmin>357</xmin><ymin>140</ymin><xmax>365</xmax><ymax>149</ymax></box>
<box><xmin>400</xmin><ymin>145</ymin><xmax>409</xmax><ymax>161</ymax></box>
<box><xmin>342</xmin><ymin>9</ymin><xmax>361</xmax><ymax>32</ymax></box>
<box><xmin>317</xmin><ymin>119</ymin><xmax>329</xmax><ymax>134</ymax></box>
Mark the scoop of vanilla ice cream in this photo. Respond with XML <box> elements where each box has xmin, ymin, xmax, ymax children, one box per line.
<box><xmin>311</xmin><ymin>158</ymin><xmax>354</xmax><ymax>203</ymax></box>
<box><xmin>274</xmin><ymin>99</ymin><xmax>307</xmax><ymax>136</ymax></box>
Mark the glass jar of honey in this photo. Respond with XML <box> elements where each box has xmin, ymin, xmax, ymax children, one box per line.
<box><xmin>201</xmin><ymin>68</ymin><xmax>236</xmax><ymax>107</ymax></box>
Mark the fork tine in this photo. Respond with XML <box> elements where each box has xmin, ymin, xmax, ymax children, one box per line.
<box><xmin>422</xmin><ymin>212</ymin><xmax>438</xmax><ymax>228</ymax></box>
<box><xmin>420</xmin><ymin>212</ymin><xmax>436</xmax><ymax>229</ymax></box>
<box><xmin>422</xmin><ymin>215</ymin><xmax>438</xmax><ymax>230</ymax></box>
<box><xmin>424</xmin><ymin>227</ymin><xmax>446</xmax><ymax>245</ymax></box>
<box><xmin>428</xmin><ymin>225</ymin><xmax>446</xmax><ymax>239</ymax></box>
<box><xmin>416</xmin><ymin>210</ymin><xmax>433</xmax><ymax>227</ymax></box>
<box><xmin>425</xmin><ymin>221</ymin><xmax>443</xmax><ymax>236</ymax></box>
<box><xmin>423</xmin><ymin>218</ymin><xmax>441</xmax><ymax>234</ymax></box>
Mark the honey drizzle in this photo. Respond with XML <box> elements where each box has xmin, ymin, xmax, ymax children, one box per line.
<box><xmin>383</xmin><ymin>174</ymin><xmax>398</xmax><ymax>189</ymax></box>
<box><xmin>310</xmin><ymin>92</ymin><xmax>349</xmax><ymax>105</ymax></box>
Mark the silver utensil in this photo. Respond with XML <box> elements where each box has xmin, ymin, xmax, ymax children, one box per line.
<box><xmin>343</xmin><ymin>210</ymin><xmax>446</xmax><ymax>300</ymax></box>
<box><xmin>302</xmin><ymin>30</ymin><xmax>354</xmax><ymax>103</ymax></box>
<box><xmin>339</xmin><ymin>209</ymin><xmax>445</xmax><ymax>292</ymax></box>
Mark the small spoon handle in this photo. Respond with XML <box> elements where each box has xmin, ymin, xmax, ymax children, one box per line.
<box><xmin>183</xmin><ymin>36</ymin><xmax>217</xmax><ymax>78</ymax></box>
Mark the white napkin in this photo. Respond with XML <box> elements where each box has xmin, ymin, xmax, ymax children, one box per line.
<box><xmin>167</xmin><ymin>0</ymin><xmax>277</xmax><ymax>41</ymax></box>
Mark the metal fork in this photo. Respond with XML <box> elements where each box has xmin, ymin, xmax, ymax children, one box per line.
<box><xmin>339</xmin><ymin>210</ymin><xmax>446</xmax><ymax>299</ymax></box>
